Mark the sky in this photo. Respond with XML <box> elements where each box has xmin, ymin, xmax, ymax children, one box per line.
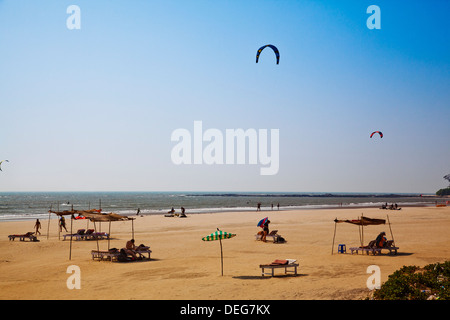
<box><xmin>0</xmin><ymin>0</ymin><xmax>449</xmax><ymax>193</ymax></box>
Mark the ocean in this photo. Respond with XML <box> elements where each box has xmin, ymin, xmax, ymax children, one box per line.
<box><xmin>0</xmin><ymin>191</ymin><xmax>437</xmax><ymax>222</ymax></box>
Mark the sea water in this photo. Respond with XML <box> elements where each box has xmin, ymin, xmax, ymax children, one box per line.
<box><xmin>0</xmin><ymin>191</ymin><xmax>436</xmax><ymax>221</ymax></box>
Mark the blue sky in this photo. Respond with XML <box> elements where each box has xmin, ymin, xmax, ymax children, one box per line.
<box><xmin>0</xmin><ymin>0</ymin><xmax>449</xmax><ymax>193</ymax></box>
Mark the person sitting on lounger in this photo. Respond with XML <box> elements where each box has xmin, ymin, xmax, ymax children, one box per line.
<box><xmin>375</xmin><ymin>232</ymin><xmax>387</xmax><ymax>248</ymax></box>
<box><xmin>125</xmin><ymin>239</ymin><xmax>138</xmax><ymax>260</ymax></box>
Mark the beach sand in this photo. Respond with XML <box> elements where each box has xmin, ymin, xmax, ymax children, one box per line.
<box><xmin>0</xmin><ymin>206</ymin><xmax>449</xmax><ymax>300</ymax></box>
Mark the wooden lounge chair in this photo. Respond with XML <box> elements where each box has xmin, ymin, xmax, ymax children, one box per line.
<box><xmin>91</xmin><ymin>249</ymin><xmax>121</xmax><ymax>262</ymax></box>
<box><xmin>259</xmin><ymin>259</ymin><xmax>299</xmax><ymax>277</ymax></box>
<box><xmin>255</xmin><ymin>230</ymin><xmax>286</xmax><ymax>243</ymax></box>
<box><xmin>63</xmin><ymin>229</ymin><xmax>86</xmax><ymax>241</ymax></box>
<box><xmin>8</xmin><ymin>232</ymin><xmax>38</xmax><ymax>242</ymax></box>
<box><xmin>350</xmin><ymin>240</ymin><xmax>399</xmax><ymax>255</ymax></box>
<box><xmin>91</xmin><ymin>245</ymin><xmax>152</xmax><ymax>262</ymax></box>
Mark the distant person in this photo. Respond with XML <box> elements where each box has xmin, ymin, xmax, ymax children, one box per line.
<box><xmin>271</xmin><ymin>203</ymin><xmax>273</xmax><ymax>210</ymax></box>
<box><xmin>261</xmin><ymin>220</ymin><xmax>270</xmax><ymax>242</ymax></box>
<box><xmin>136</xmin><ymin>208</ymin><xmax>141</xmax><ymax>215</ymax></box>
<box><xmin>277</xmin><ymin>203</ymin><xmax>280</xmax><ymax>210</ymax></box>
<box><xmin>34</xmin><ymin>219</ymin><xmax>41</xmax><ymax>235</ymax></box>
<box><xmin>59</xmin><ymin>216</ymin><xmax>68</xmax><ymax>232</ymax></box>
<box><xmin>257</xmin><ymin>203</ymin><xmax>261</xmax><ymax>211</ymax></box>
<box><xmin>180</xmin><ymin>207</ymin><xmax>186</xmax><ymax>217</ymax></box>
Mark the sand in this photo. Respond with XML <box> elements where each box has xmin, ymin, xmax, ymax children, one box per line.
<box><xmin>0</xmin><ymin>206</ymin><xmax>449</xmax><ymax>300</ymax></box>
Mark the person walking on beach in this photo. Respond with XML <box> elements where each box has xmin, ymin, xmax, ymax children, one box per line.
<box><xmin>257</xmin><ymin>203</ymin><xmax>261</xmax><ymax>211</ymax></box>
<box><xmin>34</xmin><ymin>219</ymin><xmax>41</xmax><ymax>235</ymax></box>
<box><xmin>59</xmin><ymin>216</ymin><xmax>68</xmax><ymax>232</ymax></box>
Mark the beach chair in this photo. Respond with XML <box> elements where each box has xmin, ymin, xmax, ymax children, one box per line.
<box><xmin>259</xmin><ymin>259</ymin><xmax>299</xmax><ymax>277</ymax></box>
<box><xmin>255</xmin><ymin>230</ymin><xmax>286</xmax><ymax>243</ymax></box>
<box><xmin>349</xmin><ymin>240</ymin><xmax>381</xmax><ymax>255</ymax></box>
<box><xmin>379</xmin><ymin>240</ymin><xmax>399</xmax><ymax>255</ymax></box>
<box><xmin>8</xmin><ymin>232</ymin><xmax>38</xmax><ymax>242</ymax></box>
<box><xmin>91</xmin><ymin>232</ymin><xmax>109</xmax><ymax>240</ymax></box>
<box><xmin>82</xmin><ymin>229</ymin><xmax>94</xmax><ymax>240</ymax></box>
<box><xmin>135</xmin><ymin>245</ymin><xmax>152</xmax><ymax>259</ymax></box>
<box><xmin>63</xmin><ymin>229</ymin><xmax>86</xmax><ymax>241</ymax></box>
<box><xmin>91</xmin><ymin>245</ymin><xmax>152</xmax><ymax>262</ymax></box>
<box><xmin>91</xmin><ymin>249</ymin><xmax>120</xmax><ymax>262</ymax></box>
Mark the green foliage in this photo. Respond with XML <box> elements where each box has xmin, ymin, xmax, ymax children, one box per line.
<box><xmin>373</xmin><ymin>261</ymin><xmax>450</xmax><ymax>300</ymax></box>
<box><xmin>436</xmin><ymin>187</ymin><xmax>450</xmax><ymax>196</ymax></box>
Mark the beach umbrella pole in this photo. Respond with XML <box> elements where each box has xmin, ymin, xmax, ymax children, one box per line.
<box><xmin>387</xmin><ymin>214</ymin><xmax>395</xmax><ymax>247</ymax></box>
<box><xmin>69</xmin><ymin>215</ymin><xmax>73</xmax><ymax>260</ymax></box>
<box><xmin>47</xmin><ymin>205</ymin><xmax>52</xmax><ymax>240</ymax></box>
<box><xmin>108</xmin><ymin>220</ymin><xmax>111</xmax><ymax>250</ymax></box>
<box><xmin>93</xmin><ymin>220</ymin><xmax>100</xmax><ymax>255</ymax></box>
<box><xmin>331</xmin><ymin>220</ymin><xmax>337</xmax><ymax>255</ymax></box>
<box><xmin>219</xmin><ymin>237</ymin><xmax>223</xmax><ymax>276</ymax></box>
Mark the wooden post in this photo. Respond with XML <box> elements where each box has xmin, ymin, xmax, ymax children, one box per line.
<box><xmin>58</xmin><ymin>202</ymin><xmax>60</xmax><ymax>241</ymax></box>
<box><xmin>47</xmin><ymin>205</ymin><xmax>52</xmax><ymax>240</ymax></box>
<box><xmin>93</xmin><ymin>220</ymin><xmax>100</xmax><ymax>255</ymax></box>
<box><xmin>387</xmin><ymin>214</ymin><xmax>395</xmax><ymax>247</ymax></box>
<box><xmin>331</xmin><ymin>220</ymin><xmax>337</xmax><ymax>255</ymax></box>
<box><xmin>69</xmin><ymin>215</ymin><xmax>73</xmax><ymax>260</ymax></box>
<box><xmin>108</xmin><ymin>219</ymin><xmax>111</xmax><ymax>250</ymax></box>
<box><xmin>361</xmin><ymin>213</ymin><xmax>364</xmax><ymax>247</ymax></box>
<box><xmin>219</xmin><ymin>236</ymin><xmax>223</xmax><ymax>276</ymax></box>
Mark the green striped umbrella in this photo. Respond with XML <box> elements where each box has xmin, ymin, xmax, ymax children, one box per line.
<box><xmin>202</xmin><ymin>229</ymin><xmax>236</xmax><ymax>276</ymax></box>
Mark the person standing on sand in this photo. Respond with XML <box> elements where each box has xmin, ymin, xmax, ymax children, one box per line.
<box><xmin>261</xmin><ymin>220</ymin><xmax>270</xmax><ymax>242</ymax></box>
<box><xmin>34</xmin><ymin>219</ymin><xmax>41</xmax><ymax>235</ymax></box>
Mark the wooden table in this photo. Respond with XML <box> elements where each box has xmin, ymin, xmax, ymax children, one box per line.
<box><xmin>259</xmin><ymin>263</ymin><xmax>299</xmax><ymax>277</ymax></box>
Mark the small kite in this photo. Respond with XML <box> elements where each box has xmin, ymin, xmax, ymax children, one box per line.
<box><xmin>370</xmin><ymin>131</ymin><xmax>383</xmax><ymax>138</ymax></box>
<box><xmin>256</xmin><ymin>44</ymin><xmax>280</xmax><ymax>64</ymax></box>
<box><xmin>0</xmin><ymin>160</ymin><xmax>9</xmax><ymax>171</ymax></box>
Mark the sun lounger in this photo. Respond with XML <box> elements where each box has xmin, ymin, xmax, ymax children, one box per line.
<box><xmin>350</xmin><ymin>240</ymin><xmax>399</xmax><ymax>255</ymax></box>
<box><xmin>255</xmin><ymin>230</ymin><xmax>286</xmax><ymax>243</ymax></box>
<box><xmin>91</xmin><ymin>245</ymin><xmax>152</xmax><ymax>262</ymax></box>
<box><xmin>260</xmin><ymin>259</ymin><xmax>299</xmax><ymax>277</ymax></box>
<box><xmin>135</xmin><ymin>245</ymin><xmax>152</xmax><ymax>259</ymax></box>
<box><xmin>91</xmin><ymin>250</ymin><xmax>121</xmax><ymax>262</ymax></box>
<box><xmin>63</xmin><ymin>229</ymin><xmax>86</xmax><ymax>241</ymax></box>
<box><xmin>91</xmin><ymin>232</ymin><xmax>109</xmax><ymax>240</ymax></box>
<box><xmin>8</xmin><ymin>232</ymin><xmax>38</xmax><ymax>242</ymax></box>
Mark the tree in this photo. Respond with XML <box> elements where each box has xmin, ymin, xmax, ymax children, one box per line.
<box><xmin>444</xmin><ymin>174</ymin><xmax>450</xmax><ymax>187</ymax></box>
